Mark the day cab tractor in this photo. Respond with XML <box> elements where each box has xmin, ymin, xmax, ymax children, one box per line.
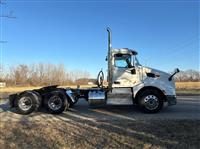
<box><xmin>9</xmin><ymin>28</ymin><xmax>179</xmax><ymax>114</ymax></box>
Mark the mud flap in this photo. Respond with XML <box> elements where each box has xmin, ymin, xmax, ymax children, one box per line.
<box><xmin>9</xmin><ymin>94</ymin><xmax>17</xmax><ymax>108</ymax></box>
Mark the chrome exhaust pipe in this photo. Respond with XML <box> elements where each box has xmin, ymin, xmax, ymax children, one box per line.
<box><xmin>106</xmin><ymin>27</ymin><xmax>112</xmax><ymax>91</ymax></box>
<box><xmin>107</xmin><ymin>27</ymin><xmax>112</xmax><ymax>50</ymax></box>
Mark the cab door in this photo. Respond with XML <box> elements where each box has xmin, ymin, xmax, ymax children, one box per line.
<box><xmin>112</xmin><ymin>54</ymin><xmax>140</xmax><ymax>87</ymax></box>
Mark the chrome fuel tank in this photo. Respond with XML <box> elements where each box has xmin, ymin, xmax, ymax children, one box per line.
<box><xmin>88</xmin><ymin>90</ymin><xmax>106</xmax><ymax>106</ymax></box>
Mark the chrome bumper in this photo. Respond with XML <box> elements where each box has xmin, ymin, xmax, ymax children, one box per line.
<box><xmin>166</xmin><ymin>95</ymin><xmax>177</xmax><ymax>106</ymax></box>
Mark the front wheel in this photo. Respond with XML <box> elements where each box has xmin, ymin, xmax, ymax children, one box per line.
<box><xmin>137</xmin><ymin>90</ymin><xmax>164</xmax><ymax>113</ymax></box>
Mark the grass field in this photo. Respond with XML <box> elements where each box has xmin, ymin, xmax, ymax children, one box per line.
<box><xmin>175</xmin><ymin>82</ymin><xmax>200</xmax><ymax>95</ymax></box>
<box><xmin>0</xmin><ymin>85</ymin><xmax>95</xmax><ymax>93</ymax></box>
<box><xmin>0</xmin><ymin>82</ymin><xmax>199</xmax><ymax>99</ymax></box>
<box><xmin>0</xmin><ymin>85</ymin><xmax>95</xmax><ymax>99</ymax></box>
<box><xmin>1</xmin><ymin>82</ymin><xmax>199</xmax><ymax>92</ymax></box>
<box><xmin>175</xmin><ymin>82</ymin><xmax>200</xmax><ymax>89</ymax></box>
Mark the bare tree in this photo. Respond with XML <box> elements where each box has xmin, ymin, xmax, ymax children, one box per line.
<box><xmin>174</xmin><ymin>69</ymin><xmax>200</xmax><ymax>82</ymax></box>
<box><xmin>3</xmin><ymin>63</ymin><xmax>200</xmax><ymax>86</ymax></box>
<box><xmin>11</xmin><ymin>65</ymin><xmax>29</xmax><ymax>86</ymax></box>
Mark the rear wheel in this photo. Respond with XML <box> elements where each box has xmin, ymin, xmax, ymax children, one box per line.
<box><xmin>137</xmin><ymin>89</ymin><xmax>164</xmax><ymax>113</ymax></box>
<box><xmin>44</xmin><ymin>91</ymin><xmax>68</xmax><ymax>114</ymax></box>
<box><xmin>15</xmin><ymin>91</ymin><xmax>37</xmax><ymax>115</ymax></box>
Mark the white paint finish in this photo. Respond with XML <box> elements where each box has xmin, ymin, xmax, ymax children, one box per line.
<box><xmin>111</xmin><ymin>49</ymin><xmax>140</xmax><ymax>88</ymax></box>
<box><xmin>107</xmin><ymin>88</ymin><xmax>133</xmax><ymax>105</ymax></box>
<box><xmin>108</xmin><ymin>48</ymin><xmax>176</xmax><ymax>104</ymax></box>
<box><xmin>109</xmin><ymin>87</ymin><xmax>132</xmax><ymax>94</ymax></box>
<box><xmin>106</xmin><ymin>97</ymin><xmax>133</xmax><ymax>105</ymax></box>
<box><xmin>105</xmin><ymin>29</ymin><xmax>176</xmax><ymax>105</ymax></box>
<box><xmin>112</xmin><ymin>67</ymin><xmax>140</xmax><ymax>87</ymax></box>
<box><xmin>139</xmin><ymin>66</ymin><xmax>176</xmax><ymax>96</ymax></box>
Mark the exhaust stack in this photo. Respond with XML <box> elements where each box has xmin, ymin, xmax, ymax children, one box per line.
<box><xmin>107</xmin><ymin>27</ymin><xmax>112</xmax><ymax>51</ymax></box>
<box><xmin>107</xmin><ymin>27</ymin><xmax>113</xmax><ymax>90</ymax></box>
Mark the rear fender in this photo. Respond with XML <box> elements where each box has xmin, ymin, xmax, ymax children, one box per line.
<box><xmin>65</xmin><ymin>89</ymin><xmax>77</xmax><ymax>104</ymax></box>
<box><xmin>9</xmin><ymin>93</ymin><xmax>17</xmax><ymax>108</ymax></box>
<box><xmin>43</xmin><ymin>89</ymin><xmax>72</xmax><ymax>109</ymax></box>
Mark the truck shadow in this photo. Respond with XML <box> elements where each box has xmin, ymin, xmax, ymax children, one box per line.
<box><xmin>0</xmin><ymin>102</ymin><xmax>17</xmax><ymax>113</ymax></box>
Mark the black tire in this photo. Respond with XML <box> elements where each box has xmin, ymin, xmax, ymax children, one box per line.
<box><xmin>44</xmin><ymin>91</ymin><xmax>68</xmax><ymax>114</ymax></box>
<box><xmin>15</xmin><ymin>91</ymin><xmax>37</xmax><ymax>115</ymax></box>
<box><xmin>137</xmin><ymin>89</ymin><xmax>164</xmax><ymax>113</ymax></box>
<box><xmin>32</xmin><ymin>91</ymin><xmax>42</xmax><ymax>111</ymax></box>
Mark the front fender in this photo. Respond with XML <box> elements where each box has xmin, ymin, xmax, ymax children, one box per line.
<box><xmin>133</xmin><ymin>79</ymin><xmax>176</xmax><ymax>98</ymax></box>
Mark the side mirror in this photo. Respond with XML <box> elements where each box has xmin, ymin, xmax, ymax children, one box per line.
<box><xmin>175</xmin><ymin>68</ymin><xmax>180</xmax><ymax>73</ymax></box>
<box><xmin>128</xmin><ymin>67</ymin><xmax>136</xmax><ymax>74</ymax></box>
<box><xmin>131</xmin><ymin>68</ymin><xmax>136</xmax><ymax>74</ymax></box>
<box><xmin>168</xmin><ymin>68</ymin><xmax>180</xmax><ymax>81</ymax></box>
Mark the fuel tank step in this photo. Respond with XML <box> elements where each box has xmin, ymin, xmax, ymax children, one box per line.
<box><xmin>106</xmin><ymin>88</ymin><xmax>133</xmax><ymax>105</ymax></box>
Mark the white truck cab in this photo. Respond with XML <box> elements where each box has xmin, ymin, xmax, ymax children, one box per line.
<box><xmin>104</xmin><ymin>28</ymin><xmax>179</xmax><ymax>113</ymax></box>
<box><xmin>111</xmin><ymin>48</ymin><xmax>176</xmax><ymax>99</ymax></box>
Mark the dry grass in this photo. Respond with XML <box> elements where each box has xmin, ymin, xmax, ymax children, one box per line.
<box><xmin>0</xmin><ymin>85</ymin><xmax>95</xmax><ymax>99</ymax></box>
<box><xmin>1</xmin><ymin>82</ymin><xmax>200</xmax><ymax>92</ymax></box>
<box><xmin>0</xmin><ymin>82</ymin><xmax>199</xmax><ymax>98</ymax></box>
<box><xmin>0</xmin><ymin>85</ymin><xmax>95</xmax><ymax>93</ymax></box>
<box><xmin>0</xmin><ymin>116</ymin><xmax>199</xmax><ymax>149</ymax></box>
<box><xmin>0</xmin><ymin>86</ymin><xmax>42</xmax><ymax>93</ymax></box>
<box><xmin>175</xmin><ymin>82</ymin><xmax>200</xmax><ymax>89</ymax></box>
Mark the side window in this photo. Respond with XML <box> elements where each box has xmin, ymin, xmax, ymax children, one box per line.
<box><xmin>115</xmin><ymin>59</ymin><xmax>128</xmax><ymax>68</ymax></box>
<box><xmin>114</xmin><ymin>54</ymin><xmax>131</xmax><ymax>68</ymax></box>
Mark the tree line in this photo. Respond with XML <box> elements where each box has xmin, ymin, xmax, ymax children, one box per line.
<box><xmin>0</xmin><ymin>63</ymin><xmax>91</xmax><ymax>86</ymax></box>
<box><xmin>0</xmin><ymin>63</ymin><xmax>199</xmax><ymax>87</ymax></box>
<box><xmin>174</xmin><ymin>69</ymin><xmax>200</xmax><ymax>82</ymax></box>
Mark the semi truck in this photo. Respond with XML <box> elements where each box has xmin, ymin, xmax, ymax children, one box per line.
<box><xmin>9</xmin><ymin>28</ymin><xmax>179</xmax><ymax>114</ymax></box>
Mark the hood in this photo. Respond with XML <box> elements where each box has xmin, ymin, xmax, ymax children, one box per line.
<box><xmin>142</xmin><ymin>66</ymin><xmax>171</xmax><ymax>78</ymax></box>
<box><xmin>139</xmin><ymin>66</ymin><xmax>176</xmax><ymax>95</ymax></box>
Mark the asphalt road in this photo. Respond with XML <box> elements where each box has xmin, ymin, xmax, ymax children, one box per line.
<box><xmin>0</xmin><ymin>96</ymin><xmax>199</xmax><ymax>122</ymax></box>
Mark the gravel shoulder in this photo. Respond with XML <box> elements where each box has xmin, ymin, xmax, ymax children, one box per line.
<box><xmin>0</xmin><ymin>96</ymin><xmax>200</xmax><ymax>149</ymax></box>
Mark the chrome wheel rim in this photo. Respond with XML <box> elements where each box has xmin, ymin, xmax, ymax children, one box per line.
<box><xmin>48</xmin><ymin>95</ymin><xmax>62</xmax><ymax>110</ymax></box>
<box><xmin>143</xmin><ymin>95</ymin><xmax>159</xmax><ymax>110</ymax></box>
<box><xmin>19</xmin><ymin>97</ymin><xmax>32</xmax><ymax>111</ymax></box>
